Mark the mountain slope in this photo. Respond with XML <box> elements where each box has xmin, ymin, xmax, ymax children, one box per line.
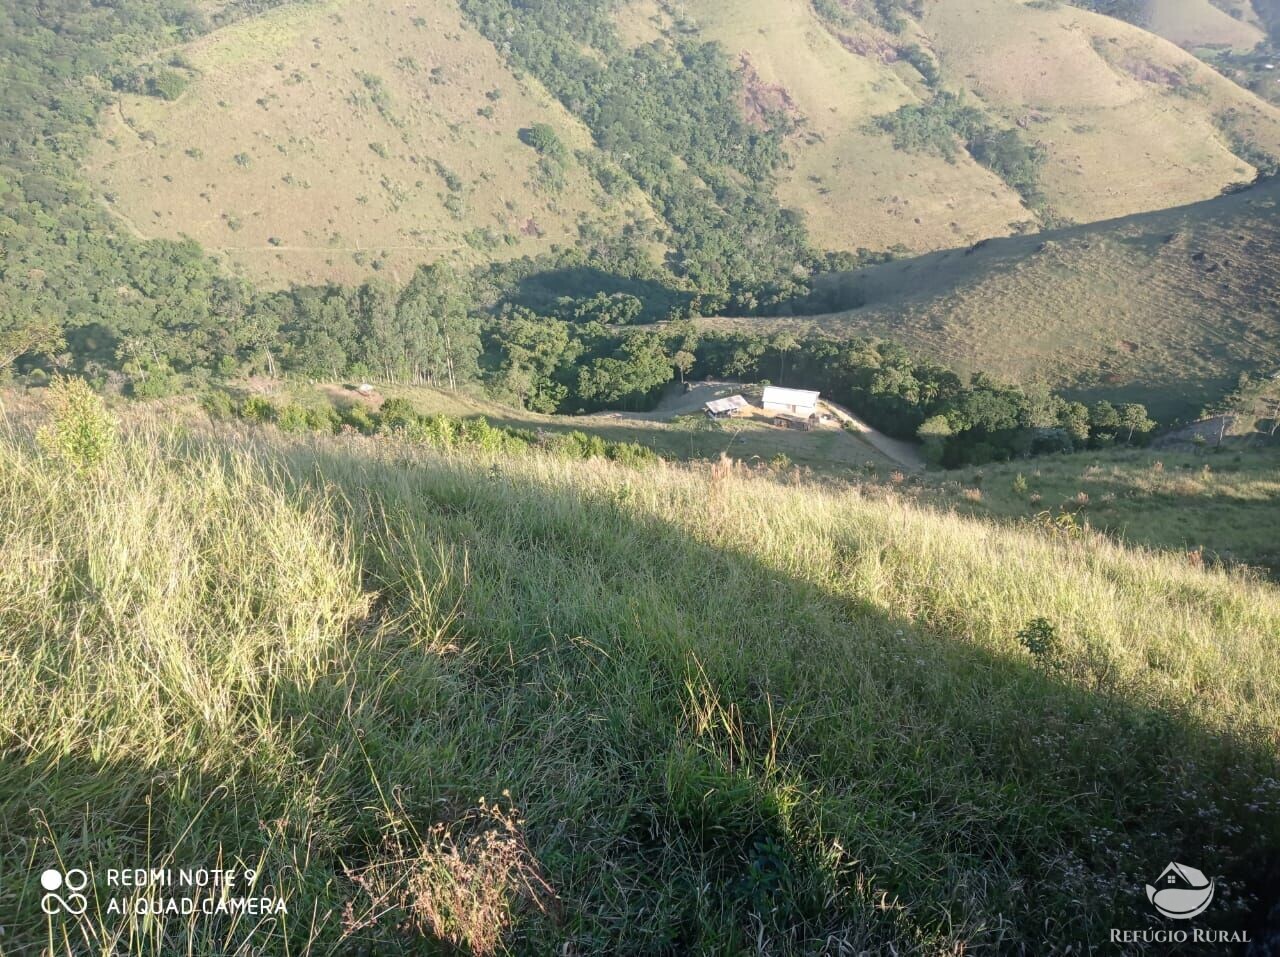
<box><xmin>716</xmin><ymin>178</ymin><xmax>1280</xmax><ymax>419</ymax></box>
<box><xmin>670</xmin><ymin>0</ymin><xmax>1033</xmax><ymax>254</ymax></box>
<box><xmin>1143</xmin><ymin>0</ymin><xmax>1267</xmax><ymax>52</ymax></box>
<box><xmin>86</xmin><ymin>0</ymin><xmax>658</xmax><ymax>287</ymax></box>
<box><xmin>86</xmin><ymin>0</ymin><xmax>1280</xmax><ymax>289</ymax></box>
<box><xmin>669</xmin><ymin>0</ymin><xmax>1280</xmax><ymax>246</ymax></box>
<box><xmin>926</xmin><ymin>0</ymin><xmax>1280</xmax><ymax>223</ymax></box>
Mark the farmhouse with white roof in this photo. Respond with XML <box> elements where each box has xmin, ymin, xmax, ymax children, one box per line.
<box><xmin>761</xmin><ymin>386</ymin><xmax>820</xmax><ymax>417</ymax></box>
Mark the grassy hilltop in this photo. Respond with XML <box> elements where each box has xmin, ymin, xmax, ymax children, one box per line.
<box><xmin>2</xmin><ymin>388</ymin><xmax>1279</xmax><ymax>953</ymax></box>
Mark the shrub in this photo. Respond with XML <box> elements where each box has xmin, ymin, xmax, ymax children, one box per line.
<box><xmin>201</xmin><ymin>390</ymin><xmax>236</xmax><ymax>421</ymax></box>
<box><xmin>275</xmin><ymin>403</ymin><xmax>311</xmax><ymax>434</ymax></box>
<box><xmin>305</xmin><ymin>405</ymin><xmax>340</xmax><ymax>434</ymax></box>
<box><xmin>1016</xmin><ymin>617</ymin><xmax>1061</xmax><ymax>665</ymax></box>
<box><xmin>127</xmin><ymin>362</ymin><xmax>181</xmax><ymax>399</ymax></box>
<box><xmin>146</xmin><ymin>69</ymin><xmax>188</xmax><ymax>100</ymax></box>
<box><xmin>520</xmin><ymin>123</ymin><xmax>567</xmax><ymax>163</ymax></box>
<box><xmin>606</xmin><ymin>442</ymin><xmax>658</xmax><ymax>468</ymax></box>
<box><xmin>340</xmin><ymin>404</ymin><xmax>377</xmax><ymax>435</ymax></box>
<box><xmin>36</xmin><ymin>377</ymin><xmax>117</xmax><ymax>473</ymax></box>
<box><xmin>239</xmin><ymin>395</ymin><xmax>276</xmax><ymax>424</ymax></box>
<box><xmin>378</xmin><ymin>397</ymin><xmax>419</xmax><ymax>432</ymax></box>
<box><xmin>407</xmin><ymin>414</ymin><xmax>459</xmax><ymax>447</ymax></box>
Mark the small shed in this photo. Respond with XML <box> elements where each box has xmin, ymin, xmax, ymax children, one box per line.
<box><xmin>762</xmin><ymin>386</ymin><xmax>820</xmax><ymax>417</ymax></box>
<box><xmin>705</xmin><ymin>394</ymin><xmax>749</xmax><ymax>419</ymax></box>
<box><xmin>772</xmin><ymin>413</ymin><xmax>815</xmax><ymax>432</ymax></box>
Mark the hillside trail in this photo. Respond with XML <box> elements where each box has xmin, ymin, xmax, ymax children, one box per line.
<box><xmin>819</xmin><ymin>398</ymin><xmax>926</xmax><ymax>471</ymax></box>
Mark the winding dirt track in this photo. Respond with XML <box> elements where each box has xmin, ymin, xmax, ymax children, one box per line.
<box><xmin>819</xmin><ymin>398</ymin><xmax>926</xmax><ymax>471</ymax></box>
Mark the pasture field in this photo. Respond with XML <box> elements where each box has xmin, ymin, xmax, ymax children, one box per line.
<box><xmin>906</xmin><ymin>445</ymin><xmax>1280</xmax><ymax>577</ymax></box>
<box><xmin>86</xmin><ymin>0</ymin><xmax>657</xmax><ymax>287</ymax></box>
<box><xmin>715</xmin><ymin>178</ymin><xmax>1280</xmax><ymax>421</ymax></box>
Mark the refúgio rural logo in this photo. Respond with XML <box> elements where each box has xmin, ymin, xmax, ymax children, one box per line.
<box><xmin>1145</xmin><ymin>862</ymin><xmax>1215</xmax><ymax>919</ymax></box>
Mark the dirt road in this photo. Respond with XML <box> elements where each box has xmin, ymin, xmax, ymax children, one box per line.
<box><xmin>819</xmin><ymin>398</ymin><xmax>926</xmax><ymax>471</ymax></box>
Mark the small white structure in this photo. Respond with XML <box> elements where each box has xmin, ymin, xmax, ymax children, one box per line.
<box><xmin>705</xmin><ymin>394</ymin><xmax>749</xmax><ymax>419</ymax></box>
<box><xmin>761</xmin><ymin>386</ymin><xmax>820</xmax><ymax>417</ymax></box>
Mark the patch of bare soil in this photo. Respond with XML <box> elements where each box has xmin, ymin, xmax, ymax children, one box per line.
<box><xmin>736</xmin><ymin>53</ymin><xmax>801</xmax><ymax>129</ymax></box>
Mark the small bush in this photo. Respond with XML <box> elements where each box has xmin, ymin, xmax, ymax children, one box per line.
<box><xmin>340</xmin><ymin>404</ymin><xmax>377</xmax><ymax>435</ymax></box>
<box><xmin>606</xmin><ymin>442</ymin><xmax>659</xmax><ymax>468</ymax></box>
<box><xmin>201</xmin><ymin>390</ymin><xmax>236</xmax><ymax>421</ymax></box>
<box><xmin>378</xmin><ymin>397</ymin><xmax>419</xmax><ymax>432</ymax></box>
<box><xmin>305</xmin><ymin>404</ymin><xmax>340</xmax><ymax>434</ymax></box>
<box><xmin>146</xmin><ymin>69</ymin><xmax>188</xmax><ymax>100</ymax></box>
<box><xmin>1016</xmin><ymin>617</ymin><xmax>1061</xmax><ymax>665</ymax></box>
<box><xmin>36</xmin><ymin>377</ymin><xmax>117</xmax><ymax>473</ymax></box>
<box><xmin>275</xmin><ymin>403</ymin><xmax>311</xmax><ymax>434</ymax></box>
<box><xmin>239</xmin><ymin>395</ymin><xmax>276</xmax><ymax>423</ymax></box>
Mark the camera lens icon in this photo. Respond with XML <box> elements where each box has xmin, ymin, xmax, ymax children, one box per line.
<box><xmin>40</xmin><ymin>868</ymin><xmax>88</xmax><ymax>916</ymax></box>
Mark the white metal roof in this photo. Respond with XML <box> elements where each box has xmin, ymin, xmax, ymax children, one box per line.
<box><xmin>762</xmin><ymin>386</ymin><xmax>820</xmax><ymax>407</ymax></box>
<box><xmin>704</xmin><ymin>394</ymin><xmax>749</xmax><ymax>414</ymax></box>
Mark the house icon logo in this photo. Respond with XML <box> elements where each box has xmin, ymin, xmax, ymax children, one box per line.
<box><xmin>1145</xmin><ymin>862</ymin><xmax>1214</xmax><ymax>919</ymax></box>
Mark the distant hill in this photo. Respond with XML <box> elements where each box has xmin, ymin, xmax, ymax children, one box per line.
<box><xmin>86</xmin><ymin>0</ymin><xmax>659</xmax><ymax>288</ymax></box>
<box><xmin>1143</xmin><ymin>0</ymin><xmax>1267</xmax><ymax>52</ymax></box>
<box><xmin>625</xmin><ymin>0</ymin><xmax>1280</xmax><ymax>253</ymax></box>
<box><xmin>87</xmin><ymin>0</ymin><xmax>1280</xmax><ymax>287</ymax></box>
<box><xmin>711</xmin><ymin>178</ymin><xmax>1280</xmax><ymax>420</ymax></box>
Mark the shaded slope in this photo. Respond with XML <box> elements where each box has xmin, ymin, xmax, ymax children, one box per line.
<box><xmin>4</xmin><ymin>410</ymin><xmax>1279</xmax><ymax>952</ymax></box>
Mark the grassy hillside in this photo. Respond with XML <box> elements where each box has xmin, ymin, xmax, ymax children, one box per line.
<box><xmin>83</xmin><ymin>0</ymin><xmax>1280</xmax><ymax>289</ymax></box>
<box><xmin>907</xmin><ymin>445</ymin><xmax>1280</xmax><ymax>576</ymax></box>
<box><xmin>644</xmin><ymin>0</ymin><xmax>1280</xmax><ymax>254</ymax></box>
<box><xmin>672</xmin><ymin>0</ymin><xmax>1033</xmax><ymax>255</ymax></box>
<box><xmin>3</xmin><ymin>392</ymin><xmax>1279</xmax><ymax>952</ymax></box>
<box><xmin>722</xmin><ymin>177</ymin><xmax>1280</xmax><ymax>420</ymax></box>
<box><xmin>924</xmin><ymin>0</ymin><xmax>1280</xmax><ymax>222</ymax></box>
<box><xmin>86</xmin><ymin>0</ymin><xmax>657</xmax><ymax>287</ymax></box>
<box><xmin>1143</xmin><ymin>0</ymin><xmax>1267</xmax><ymax>52</ymax></box>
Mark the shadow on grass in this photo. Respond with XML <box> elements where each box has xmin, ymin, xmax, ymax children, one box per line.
<box><xmin>3</xmin><ymin>436</ymin><xmax>1278</xmax><ymax>954</ymax></box>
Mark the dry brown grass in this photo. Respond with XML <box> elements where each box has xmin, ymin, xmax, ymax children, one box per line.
<box><xmin>344</xmin><ymin>798</ymin><xmax>556</xmax><ymax>955</ymax></box>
